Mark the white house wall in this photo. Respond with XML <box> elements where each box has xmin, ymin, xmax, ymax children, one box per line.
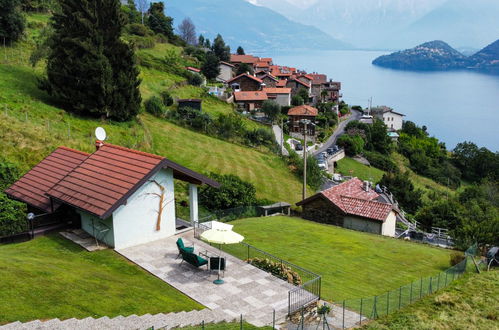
<box><xmin>112</xmin><ymin>168</ymin><xmax>176</xmax><ymax>249</ymax></box>
<box><xmin>383</xmin><ymin>112</ymin><xmax>404</xmax><ymax>131</ymax></box>
<box><xmin>381</xmin><ymin>211</ymin><xmax>397</xmax><ymax>237</ymax></box>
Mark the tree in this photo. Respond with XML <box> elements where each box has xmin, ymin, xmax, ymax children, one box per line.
<box><xmin>199</xmin><ymin>173</ymin><xmax>258</xmax><ymax>210</ymax></box>
<box><xmin>337</xmin><ymin>134</ymin><xmax>364</xmax><ymax>156</ymax></box>
<box><xmin>21</xmin><ymin>0</ymin><xmax>55</xmax><ymax>12</ymax></box>
<box><xmin>147</xmin><ymin>2</ymin><xmax>173</xmax><ymax>38</ymax></box>
<box><xmin>453</xmin><ymin>142</ymin><xmax>499</xmax><ymax>182</ymax></box>
<box><xmin>43</xmin><ymin>0</ymin><xmax>141</xmax><ymax>121</ymax></box>
<box><xmin>212</xmin><ymin>34</ymin><xmax>230</xmax><ymax>62</ymax></box>
<box><xmin>297</xmin><ymin>88</ymin><xmax>309</xmax><ymax>104</ymax></box>
<box><xmin>369</xmin><ymin>119</ymin><xmax>392</xmax><ymax>155</ymax></box>
<box><xmin>0</xmin><ymin>0</ymin><xmax>25</xmax><ymax>44</ymax></box>
<box><xmin>204</xmin><ymin>38</ymin><xmax>211</xmax><ymax>49</ymax></box>
<box><xmin>178</xmin><ymin>17</ymin><xmax>196</xmax><ymax>45</ymax></box>
<box><xmin>235</xmin><ymin>63</ymin><xmax>254</xmax><ymax>76</ymax></box>
<box><xmin>121</xmin><ymin>0</ymin><xmax>141</xmax><ymax>24</ymax></box>
<box><xmin>379</xmin><ymin>172</ymin><xmax>422</xmax><ymax>215</ymax></box>
<box><xmin>201</xmin><ymin>51</ymin><xmax>220</xmax><ymax>81</ymax></box>
<box><xmin>291</xmin><ymin>95</ymin><xmax>304</xmax><ymax>106</ymax></box>
<box><xmin>236</xmin><ymin>46</ymin><xmax>245</xmax><ymax>55</ymax></box>
<box><xmin>198</xmin><ymin>34</ymin><xmax>205</xmax><ymax>47</ymax></box>
<box><xmin>261</xmin><ymin>100</ymin><xmax>280</xmax><ymax>123</ymax></box>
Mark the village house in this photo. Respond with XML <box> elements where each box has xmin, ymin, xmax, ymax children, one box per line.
<box><xmin>229</xmin><ymin>54</ymin><xmax>259</xmax><ymax>71</ymax></box>
<box><xmin>322</xmin><ymin>80</ymin><xmax>342</xmax><ymax>103</ymax></box>
<box><xmin>217</xmin><ymin>61</ymin><xmax>235</xmax><ymax>83</ymax></box>
<box><xmin>296</xmin><ymin>74</ymin><xmax>313</xmax><ymax>86</ymax></box>
<box><xmin>263</xmin><ymin>88</ymin><xmax>291</xmax><ymax>107</ymax></box>
<box><xmin>287</xmin><ymin>105</ymin><xmax>318</xmax><ymax>137</ymax></box>
<box><xmin>5</xmin><ymin>144</ymin><xmax>219</xmax><ymax>249</ymax></box>
<box><xmin>227</xmin><ymin>73</ymin><xmax>263</xmax><ymax>92</ymax></box>
<box><xmin>234</xmin><ymin>91</ymin><xmax>268</xmax><ymax>111</ymax></box>
<box><xmin>309</xmin><ymin>73</ymin><xmax>327</xmax><ymax>100</ymax></box>
<box><xmin>296</xmin><ymin>178</ymin><xmax>397</xmax><ymax>237</ymax></box>
<box><xmin>258</xmin><ymin>73</ymin><xmax>279</xmax><ymax>88</ymax></box>
<box><xmin>371</xmin><ymin>106</ymin><xmax>405</xmax><ymax>131</ymax></box>
<box><xmin>286</xmin><ymin>78</ymin><xmax>311</xmax><ymax>99</ymax></box>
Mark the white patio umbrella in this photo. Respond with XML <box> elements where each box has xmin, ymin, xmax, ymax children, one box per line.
<box><xmin>200</xmin><ymin>221</ymin><xmax>244</xmax><ymax>285</ymax></box>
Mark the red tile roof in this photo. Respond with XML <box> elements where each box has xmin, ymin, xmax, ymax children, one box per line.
<box><xmin>255</xmin><ymin>61</ymin><xmax>270</xmax><ymax>68</ymax></box>
<box><xmin>259</xmin><ymin>73</ymin><xmax>278</xmax><ymax>82</ymax></box>
<box><xmin>297</xmin><ymin>178</ymin><xmax>393</xmax><ymax>221</ymax></box>
<box><xmin>227</xmin><ymin>73</ymin><xmax>263</xmax><ymax>85</ymax></box>
<box><xmin>230</xmin><ymin>54</ymin><xmax>259</xmax><ymax>64</ymax></box>
<box><xmin>309</xmin><ymin>74</ymin><xmax>328</xmax><ymax>85</ymax></box>
<box><xmin>234</xmin><ymin>91</ymin><xmax>268</xmax><ymax>102</ymax></box>
<box><xmin>263</xmin><ymin>88</ymin><xmax>291</xmax><ymax>94</ymax></box>
<box><xmin>219</xmin><ymin>61</ymin><xmax>235</xmax><ymax>68</ymax></box>
<box><xmin>186</xmin><ymin>67</ymin><xmax>201</xmax><ymax>73</ymax></box>
<box><xmin>288</xmin><ymin>78</ymin><xmax>310</xmax><ymax>88</ymax></box>
<box><xmin>276</xmin><ymin>80</ymin><xmax>287</xmax><ymax>87</ymax></box>
<box><xmin>5</xmin><ymin>147</ymin><xmax>89</xmax><ymax>212</ymax></box>
<box><xmin>287</xmin><ymin>105</ymin><xmax>318</xmax><ymax>116</ymax></box>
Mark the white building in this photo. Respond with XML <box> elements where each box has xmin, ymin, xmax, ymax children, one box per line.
<box><xmin>263</xmin><ymin>88</ymin><xmax>291</xmax><ymax>107</ymax></box>
<box><xmin>371</xmin><ymin>106</ymin><xmax>405</xmax><ymax>131</ymax></box>
<box><xmin>5</xmin><ymin>143</ymin><xmax>219</xmax><ymax>250</ymax></box>
<box><xmin>216</xmin><ymin>61</ymin><xmax>235</xmax><ymax>83</ymax></box>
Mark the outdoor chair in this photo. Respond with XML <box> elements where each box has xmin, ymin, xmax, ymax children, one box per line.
<box><xmin>179</xmin><ymin>249</ymin><xmax>208</xmax><ymax>269</ymax></box>
<box><xmin>209</xmin><ymin>257</ymin><xmax>226</xmax><ymax>277</ymax></box>
<box><xmin>176</xmin><ymin>237</ymin><xmax>194</xmax><ymax>259</ymax></box>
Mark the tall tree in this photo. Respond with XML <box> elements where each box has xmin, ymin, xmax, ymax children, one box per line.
<box><xmin>135</xmin><ymin>0</ymin><xmax>147</xmax><ymax>24</ymax></box>
<box><xmin>198</xmin><ymin>34</ymin><xmax>204</xmax><ymax>47</ymax></box>
<box><xmin>212</xmin><ymin>34</ymin><xmax>230</xmax><ymax>62</ymax></box>
<box><xmin>201</xmin><ymin>51</ymin><xmax>220</xmax><ymax>81</ymax></box>
<box><xmin>178</xmin><ymin>17</ymin><xmax>196</xmax><ymax>45</ymax></box>
<box><xmin>235</xmin><ymin>63</ymin><xmax>253</xmax><ymax>76</ymax></box>
<box><xmin>44</xmin><ymin>0</ymin><xmax>141</xmax><ymax>121</ymax></box>
<box><xmin>0</xmin><ymin>0</ymin><xmax>25</xmax><ymax>44</ymax></box>
<box><xmin>147</xmin><ymin>2</ymin><xmax>173</xmax><ymax>39</ymax></box>
<box><xmin>236</xmin><ymin>46</ymin><xmax>245</xmax><ymax>55</ymax></box>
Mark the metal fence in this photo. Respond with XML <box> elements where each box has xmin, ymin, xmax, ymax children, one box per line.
<box><xmin>194</xmin><ymin>221</ymin><xmax>321</xmax><ymax>315</ymax></box>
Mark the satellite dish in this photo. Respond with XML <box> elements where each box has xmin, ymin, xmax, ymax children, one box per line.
<box><xmin>95</xmin><ymin>127</ymin><xmax>107</xmax><ymax>141</ymax></box>
<box><xmin>27</xmin><ymin>213</ymin><xmax>35</xmax><ymax>221</ymax></box>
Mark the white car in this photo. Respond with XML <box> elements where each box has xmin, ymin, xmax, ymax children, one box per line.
<box><xmin>361</xmin><ymin>114</ymin><xmax>373</xmax><ymax>119</ymax></box>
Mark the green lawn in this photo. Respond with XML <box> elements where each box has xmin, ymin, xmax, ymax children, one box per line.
<box><xmin>336</xmin><ymin>157</ymin><xmax>385</xmax><ymax>183</ymax></box>
<box><xmin>224</xmin><ymin>216</ymin><xmax>453</xmax><ymax>302</ymax></box>
<box><xmin>363</xmin><ymin>271</ymin><xmax>499</xmax><ymax>330</ymax></box>
<box><xmin>0</xmin><ymin>235</ymin><xmax>202</xmax><ymax>324</ymax></box>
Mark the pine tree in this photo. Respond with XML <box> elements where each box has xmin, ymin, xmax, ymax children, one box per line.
<box><xmin>236</xmin><ymin>46</ymin><xmax>245</xmax><ymax>55</ymax></box>
<box><xmin>201</xmin><ymin>51</ymin><xmax>220</xmax><ymax>81</ymax></box>
<box><xmin>43</xmin><ymin>0</ymin><xmax>141</xmax><ymax>121</ymax></box>
<box><xmin>0</xmin><ymin>0</ymin><xmax>25</xmax><ymax>44</ymax></box>
<box><xmin>212</xmin><ymin>34</ymin><xmax>230</xmax><ymax>62</ymax></box>
<box><xmin>147</xmin><ymin>2</ymin><xmax>173</xmax><ymax>39</ymax></box>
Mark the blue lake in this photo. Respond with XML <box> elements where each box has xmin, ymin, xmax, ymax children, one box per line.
<box><xmin>267</xmin><ymin>50</ymin><xmax>499</xmax><ymax>151</ymax></box>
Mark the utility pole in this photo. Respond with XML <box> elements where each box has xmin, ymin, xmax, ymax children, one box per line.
<box><xmin>280</xmin><ymin>117</ymin><xmax>284</xmax><ymax>156</ymax></box>
<box><xmin>303</xmin><ymin>120</ymin><xmax>308</xmax><ymax>200</ymax></box>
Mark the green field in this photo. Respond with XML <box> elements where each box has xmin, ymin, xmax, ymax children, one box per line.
<box><xmin>363</xmin><ymin>271</ymin><xmax>499</xmax><ymax>330</ymax></box>
<box><xmin>224</xmin><ymin>216</ymin><xmax>453</xmax><ymax>302</ymax></box>
<box><xmin>0</xmin><ymin>235</ymin><xmax>201</xmax><ymax>324</ymax></box>
<box><xmin>336</xmin><ymin>157</ymin><xmax>385</xmax><ymax>183</ymax></box>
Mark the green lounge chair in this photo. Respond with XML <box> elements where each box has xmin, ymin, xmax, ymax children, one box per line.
<box><xmin>176</xmin><ymin>238</ymin><xmax>194</xmax><ymax>259</ymax></box>
<box><xmin>180</xmin><ymin>249</ymin><xmax>208</xmax><ymax>269</ymax></box>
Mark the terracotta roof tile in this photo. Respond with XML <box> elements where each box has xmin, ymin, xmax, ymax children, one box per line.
<box><xmin>4</xmin><ymin>147</ymin><xmax>89</xmax><ymax>212</ymax></box>
<box><xmin>227</xmin><ymin>73</ymin><xmax>263</xmax><ymax>85</ymax></box>
<box><xmin>263</xmin><ymin>88</ymin><xmax>291</xmax><ymax>94</ymax></box>
<box><xmin>309</xmin><ymin>74</ymin><xmax>328</xmax><ymax>84</ymax></box>
<box><xmin>230</xmin><ymin>54</ymin><xmax>259</xmax><ymax>64</ymax></box>
<box><xmin>276</xmin><ymin>80</ymin><xmax>287</xmax><ymax>87</ymax></box>
<box><xmin>288</xmin><ymin>105</ymin><xmax>318</xmax><ymax>116</ymax></box>
<box><xmin>234</xmin><ymin>91</ymin><xmax>268</xmax><ymax>101</ymax></box>
<box><xmin>186</xmin><ymin>67</ymin><xmax>201</xmax><ymax>73</ymax></box>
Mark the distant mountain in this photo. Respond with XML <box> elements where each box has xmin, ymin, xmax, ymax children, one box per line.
<box><xmin>372</xmin><ymin>41</ymin><xmax>467</xmax><ymax>70</ymax></box>
<box><xmin>468</xmin><ymin>40</ymin><xmax>499</xmax><ymax>73</ymax></box>
<box><xmin>166</xmin><ymin>0</ymin><xmax>351</xmax><ymax>53</ymax></box>
<box><xmin>249</xmin><ymin>0</ymin><xmax>499</xmax><ymax>49</ymax></box>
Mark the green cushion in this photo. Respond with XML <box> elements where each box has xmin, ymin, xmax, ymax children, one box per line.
<box><xmin>181</xmin><ymin>246</ymin><xmax>194</xmax><ymax>253</ymax></box>
<box><xmin>196</xmin><ymin>255</ymin><xmax>208</xmax><ymax>266</ymax></box>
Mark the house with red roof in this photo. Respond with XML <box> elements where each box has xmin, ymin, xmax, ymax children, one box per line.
<box><xmin>263</xmin><ymin>88</ymin><xmax>291</xmax><ymax>107</ymax></box>
<box><xmin>258</xmin><ymin>73</ymin><xmax>279</xmax><ymax>88</ymax></box>
<box><xmin>227</xmin><ymin>73</ymin><xmax>263</xmax><ymax>92</ymax></box>
<box><xmin>217</xmin><ymin>61</ymin><xmax>235</xmax><ymax>83</ymax></box>
<box><xmin>296</xmin><ymin>178</ymin><xmax>397</xmax><ymax>237</ymax></box>
<box><xmin>234</xmin><ymin>91</ymin><xmax>268</xmax><ymax>111</ymax></box>
<box><xmin>5</xmin><ymin>143</ymin><xmax>219</xmax><ymax>249</ymax></box>
<box><xmin>287</xmin><ymin>105</ymin><xmax>318</xmax><ymax>137</ymax></box>
<box><xmin>286</xmin><ymin>78</ymin><xmax>311</xmax><ymax>99</ymax></box>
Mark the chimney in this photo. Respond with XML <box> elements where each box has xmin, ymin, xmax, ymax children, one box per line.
<box><xmin>363</xmin><ymin>180</ymin><xmax>370</xmax><ymax>192</ymax></box>
<box><xmin>95</xmin><ymin>140</ymin><xmax>104</xmax><ymax>150</ymax></box>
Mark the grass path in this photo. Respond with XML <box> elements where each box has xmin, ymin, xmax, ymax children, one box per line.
<box><xmin>0</xmin><ymin>235</ymin><xmax>202</xmax><ymax>324</ymax></box>
<box><xmin>225</xmin><ymin>216</ymin><xmax>453</xmax><ymax>302</ymax></box>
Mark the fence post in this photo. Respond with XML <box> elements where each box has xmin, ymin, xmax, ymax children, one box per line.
<box><xmin>429</xmin><ymin>277</ymin><xmax>433</xmax><ymax>294</ymax></box>
<box><xmin>398</xmin><ymin>287</ymin><xmax>402</xmax><ymax>309</ymax></box>
<box><xmin>360</xmin><ymin>298</ymin><xmax>363</xmax><ymax>325</ymax></box>
<box><xmin>371</xmin><ymin>296</ymin><xmax>378</xmax><ymax>319</ymax></box>
<box><xmin>409</xmin><ymin>282</ymin><xmax>413</xmax><ymax>303</ymax></box>
<box><xmin>342</xmin><ymin>300</ymin><xmax>345</xmax><ymax>329</ymax></box>
<box><xmin>437</xmin><ymin>273</ymin><xmax>440</xmax><ymax>291</ymax></box>
<box><xmin>247</xmin><ymin>244</ymin><xmax>250</xmax><ymax>260</ymax></box>
<box><xmin>288</xmin><ymin>291</ymin><xmax>290</xmax><ymax>315</ymax></box>
<box><xmin>300</xmin><ymin>306</ymin><xmax>305</xmax><ymax>330</ymax></box>
<box><xmin>445</xmin><ymin>271</ymin><xmax>448</xmax><ymax>287</ymax></box>
<box><xmin>386</xmin><ymin>291</ymin><xmax>390</xmax><ymax>315</ymax></box>
<box><xmin>202</xmin><ymin>320</ymin><xmax>205</xmax><ymax>330</ymax></box>
<box><xmin>272</xmin><ymin>309</ymin><xmax>275</xmax><ymax>329</ymax></box>
<box><xmin>240</xmin><ymin>314</ymin><xmax>243</xmax><ymax>330</ymax></box>
<box><xmin>420</xmin><ymin>278</ymin><xmax>423</xmax><ymax>299</ymax></box>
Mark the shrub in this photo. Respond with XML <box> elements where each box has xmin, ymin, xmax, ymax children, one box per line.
<box><xmin>144</xmin><ymin>96</ymin><xmax>165</xmax><ymax>117</ymax></box>
<box><xmin>246</xmin><ymin>258</ymin><xmax>302</xmax><ymax>286</ymax></box>
<box><xmin>449</xmin><ymin>252</ymin><xmax>465</xmax><ymax>267</ymax></box>
<box><xmin>291</xmin><ymin>95</ymin><xmax>304</xmax><ymax>106</ymax></box>
<box><xmin>337</xmin><ymin>134</ymin><xmax>365</xmax><ymax>156</ymax></box>
<box><xmin>199</xmin><ymin>173</ymin><xmax>258</xmax><ymax>210</ymax></box>
<box><xmin>127</xmin><ymin>35</ymin><xmax>155</xmax><ymax>49</ymax></box>
<box><xmin>160</xmin><ymin>91</ymin><xmax>174</xmax><ymax>106</ymax></box>
<box><xmin>364</xmin><ymin>151</ymin><xmax>398</xmax><ymax>172</ymax></box>
<box><xmin>0</xmin><ymin>160</ymin><xmax>27</xmax><ymax>237</ymax></box>
<box><xmin>126</xmin><ymin>23</ymin><xmax>152</xmax><ymax>36</ymax></box>
<box><xmin>185</xmin><ymin>71</ymin><xmax>203</xmax><ymax>86</ymax></box>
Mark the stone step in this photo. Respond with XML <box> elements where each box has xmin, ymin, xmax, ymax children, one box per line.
<box><xmin>0</xmin><ymin>321</ymin><xmax>23</xmax><ymax>330</ymax></box>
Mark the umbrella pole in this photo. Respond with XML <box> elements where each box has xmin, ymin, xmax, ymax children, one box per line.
<box><xmin>214</xmin><ymin>243</ymin><xmax>224</xmax><ymax>285</ymax></box>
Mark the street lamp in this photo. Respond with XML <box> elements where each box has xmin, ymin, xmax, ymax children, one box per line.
<box><xmin>300</xmin><ymin>118</ymin><xmax>315</xmax><ymax>200</ymax></box>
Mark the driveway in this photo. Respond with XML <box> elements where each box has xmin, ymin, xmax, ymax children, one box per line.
<box><xmin>314</xmin><ymin>109</ymin><xmax>362</xmax><ymax>155</ymax></box>
<box><xmin>117</xmin><ymin>231</ymin><xmax>293</xmax><ymax>326</ymax></box>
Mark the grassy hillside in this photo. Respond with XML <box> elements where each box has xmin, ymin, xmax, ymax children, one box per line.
<box><xmin>0</xmin><ymin>14</ymin><xmax>302</xmax><ymax>204</ymax></box>
<box><xmin>225</xmin><ymin>216</ymin><xmax>453</xmax><ymax>302</ymax></box>
<box><xmin>363</xmin><ymin>271</ymin><xmax>499</xmax><ymax>330</ymax></box>
<box><xmin>0</xmin><ymin>235</ymin><xmax>201</xmax><ymax>324</ymax></box>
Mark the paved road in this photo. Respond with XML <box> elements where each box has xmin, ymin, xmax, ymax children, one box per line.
<box><xmin>272</xmin><ymin>124</ymin><xmax>289</xmax><ymax>156</ymax></box>
<box><xmin>314</xmin><ymin>109</ymin><xmax>362</xmax><ymax>156</ymax></box>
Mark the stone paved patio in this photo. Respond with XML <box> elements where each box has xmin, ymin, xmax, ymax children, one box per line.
<box><xmin>117</xmin><ymin>231</ymin><xmax>294</xmax><ymax>326</ymax></box>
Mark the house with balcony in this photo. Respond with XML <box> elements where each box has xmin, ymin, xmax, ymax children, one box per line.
<box><xmin>234</xmin><ymin>91</ymin><xmax>268</xmax><ymax>111</ymax></box>
<box><xmin>287</xmin><ymin>105</ymin><xmax>318</xmax><ymax>138</ymax></box>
